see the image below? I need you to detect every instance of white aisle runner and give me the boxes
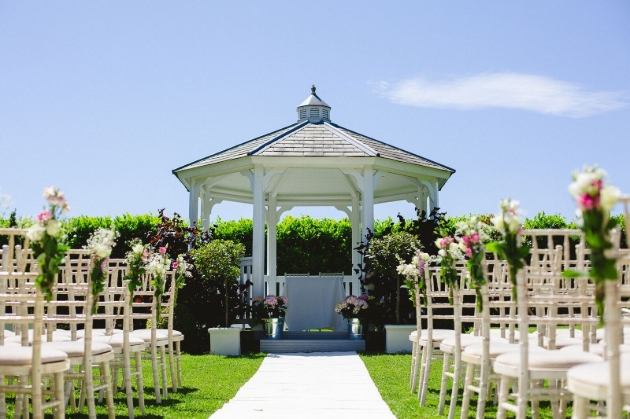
[209,351,396,419]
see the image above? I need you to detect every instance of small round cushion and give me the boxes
[91,334,145,348]
[416,329,456,343]
[560,344,630,356]
[5,334,72,344]
[464,342,546,359]
[440,335,508,353]
[91,328,123,335]
[0,345,67,366]
[489,329,520,341]
[43,341,113,357]
[567,359,630,399]
[76,329,107,339]
[546,337,584,349]
[1,330,16,337]
[155,328,183,338]
[130,329,169,342]
[494,350,603,377]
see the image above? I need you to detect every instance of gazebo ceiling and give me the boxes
[173,87,455,206]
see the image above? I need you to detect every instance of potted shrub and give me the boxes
[194,239,245,355]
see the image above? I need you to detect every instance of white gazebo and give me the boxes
[173,86,455,299]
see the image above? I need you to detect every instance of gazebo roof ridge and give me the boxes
[327,122,456,176]
[171,122,300,176]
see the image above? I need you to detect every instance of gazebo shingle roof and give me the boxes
[173,121,454,174]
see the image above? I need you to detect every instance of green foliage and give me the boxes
[193,240,246,327]
[276,216,353,275]
[362,231,420,328]
[65,213,160,257]
[213,218,254,256]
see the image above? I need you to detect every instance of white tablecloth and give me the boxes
[284,276,346,332]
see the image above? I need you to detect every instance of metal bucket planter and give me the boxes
[265,317,285,340]
[347,318,362,340]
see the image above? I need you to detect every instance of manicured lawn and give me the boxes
[8,353,266,419]
[360,352,560,419]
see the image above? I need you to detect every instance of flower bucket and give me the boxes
[347,318,362,340]
[265,318,284,340]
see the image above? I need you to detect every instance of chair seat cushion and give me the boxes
[567,359,630,399]
[560,343,630,356]
[130,329,169,342]
[463,342,546,359]
[409,329,455,344]
[1,330,16,337]
[91,328,123,335]
[0,346,68,366]
[494,350,603,377]
[440,335,508,353]
[90,334,145,348]
[5,334,72,344]
[154,328,183,338]
[75,329,107,338]
[43,341,113,357]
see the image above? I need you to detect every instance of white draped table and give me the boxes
[283,276,346,332]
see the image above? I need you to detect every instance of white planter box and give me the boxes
[385,325,416,354]
[208,327,241,356]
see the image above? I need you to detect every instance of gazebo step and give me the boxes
[281,331,349,340]
[260,339,365,354]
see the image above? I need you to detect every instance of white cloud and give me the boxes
[375,73,626,117]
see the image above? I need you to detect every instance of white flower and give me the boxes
[438,249,446,257]
[132,243,145,254]
[419,252,430,262]
[26,223,46,242]
[45,219,60,236]
[600,186,621,211]
[491,215,504,231]
[94,243,111,258]
[43,186,55,199]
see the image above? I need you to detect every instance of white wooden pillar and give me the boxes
[188,180,201,228]
[432,179,440,209]
[266,196,278,278]
[252,166,265,298]
[361,167,375,240]
[351,195,361,270]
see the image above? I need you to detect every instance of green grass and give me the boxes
[360,353,560,419]
[8,353,266,419]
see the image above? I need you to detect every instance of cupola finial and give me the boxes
[311,84,316,95]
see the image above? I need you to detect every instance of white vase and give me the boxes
[208,327,241,356]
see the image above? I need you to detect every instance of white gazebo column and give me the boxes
[351,195,361,270]
[266,196,278,279]
[188,180,201,228]
[361,167,375,240]
[252,166,266,298]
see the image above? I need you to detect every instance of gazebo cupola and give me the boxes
[297,85,331,123]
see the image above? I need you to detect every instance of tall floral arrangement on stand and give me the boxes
[434,236,464,303]
[456,216,491,310]
[147,246,171,322]
[85,227,119,313]
[26,186,70,301]
[563,166,620,317]
[397,251,431,307]
[123,238,149,302]
[486,199,530,298]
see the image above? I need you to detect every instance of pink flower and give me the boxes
[159,246,167,255]
[462,236,471,245]
[465,247,472,258]
[577,193,598,210]
[359,293,369,301]
[172,262,179,269]
[38,211,52,222]
[470,233,479,243]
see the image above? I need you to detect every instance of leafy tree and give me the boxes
[193,240,246,327]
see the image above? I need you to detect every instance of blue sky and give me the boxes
[1,2,629,223]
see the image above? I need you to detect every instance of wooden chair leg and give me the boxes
[438,352,451,414]
[160,345,168,399]
[54,372,65,419]
[448,353,461,419]
[420,344,433,406]
[151,344,161,404]
[176,342,182,387]
[168,341,177,392]
[460,363,474,419]
[496,377,510,419]
[135,350,145,414]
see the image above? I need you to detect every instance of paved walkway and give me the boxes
[209,351,397,419]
